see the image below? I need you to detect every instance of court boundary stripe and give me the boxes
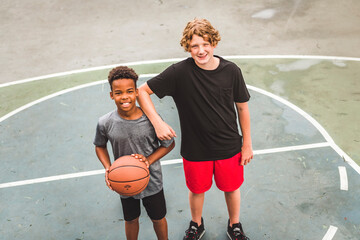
[322,225,338,240]
[338,166,348,191]
[252,142,331,155]
[0,73,358,186]
[1,55,360,88]
[1,56,358,175]
[247,84,360,175]
[0,142,332,189]
[0,170,105,189]
[0,80,105,123]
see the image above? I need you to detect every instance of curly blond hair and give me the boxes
[180,18,221,52]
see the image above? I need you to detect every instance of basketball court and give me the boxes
[1,64,360,239]
[1,1,360,239]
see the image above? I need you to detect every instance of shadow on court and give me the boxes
[0,77,359,239]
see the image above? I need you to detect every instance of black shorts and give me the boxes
[120,189,167,221]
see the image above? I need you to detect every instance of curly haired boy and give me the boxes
[138,18,253,240]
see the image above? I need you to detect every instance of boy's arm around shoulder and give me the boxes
[138,83,176,140]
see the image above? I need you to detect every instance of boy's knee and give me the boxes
[151,217,166,223]
[224,188,240,195]
[126,217,139,224]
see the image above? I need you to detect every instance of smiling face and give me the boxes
[110,78,138,118]
[189,34,218,70]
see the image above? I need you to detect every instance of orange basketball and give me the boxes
[108,155,150,196]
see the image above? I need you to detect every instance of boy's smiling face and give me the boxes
[189,34,217,70]
[110,78,138,116]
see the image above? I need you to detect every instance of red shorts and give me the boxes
[183,152,244,194]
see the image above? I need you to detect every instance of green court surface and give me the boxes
[1,57,360,239]
[1,57,359,165]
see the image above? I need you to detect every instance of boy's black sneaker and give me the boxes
[183,217,205,240]
[227,220,250,240]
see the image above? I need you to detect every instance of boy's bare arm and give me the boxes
[236,102,253,165]
[95,146,111,169]
[138,83,176,140]
[95,146,113,190]
[132,141,175,167]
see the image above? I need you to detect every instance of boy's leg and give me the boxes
[182,158,213,239]
[142,189,168,240]
[224,188,241,226]
[151,217,168,240]
[189,191,205,226]
[121,197,141,240]
[183,158,214,226]
[213,152,243,225]
[225,189,250,240]
[125,217,140,240]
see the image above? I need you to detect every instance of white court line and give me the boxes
[0,142,331,189]
[1,57,359,175]
[338,166,349,191]
[160,159,182,165]
[322,225,338,240]
[253,142,331,155]
[0,170,105,189]
[0,75,357,191]
[0,80,107,123]
[247,85,360,175]
[0,56,354,240]
[0,75,155,123]
[0,60,358,189]
[1,59,359,176]
[0,59,183,88]
[1,55,360,88]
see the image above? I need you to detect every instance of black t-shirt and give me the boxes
[148,56,250,161]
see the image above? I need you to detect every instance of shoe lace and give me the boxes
[185,226,198,239]
[232,226,250,240]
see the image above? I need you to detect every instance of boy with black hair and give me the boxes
[94,66,174,240]
[138,19,253,240]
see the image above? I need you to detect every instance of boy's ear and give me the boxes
[110,91,114,99]
[135,88,139,96]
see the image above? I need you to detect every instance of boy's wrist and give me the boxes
[151,115,165,127]
[242,137,252,146]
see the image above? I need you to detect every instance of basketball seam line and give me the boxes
[108,176,150,183]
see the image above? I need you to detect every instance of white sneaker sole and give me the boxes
[198,230,205,239]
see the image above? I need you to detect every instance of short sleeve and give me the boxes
[233,66,250,103]
[93,121,108,147]
[147,64,177,99]
[159,137,174,148]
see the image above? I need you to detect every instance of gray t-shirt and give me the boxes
[93,109,173,199]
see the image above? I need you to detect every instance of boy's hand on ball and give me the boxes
[131,154,150,168]
[105,168,113,190]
